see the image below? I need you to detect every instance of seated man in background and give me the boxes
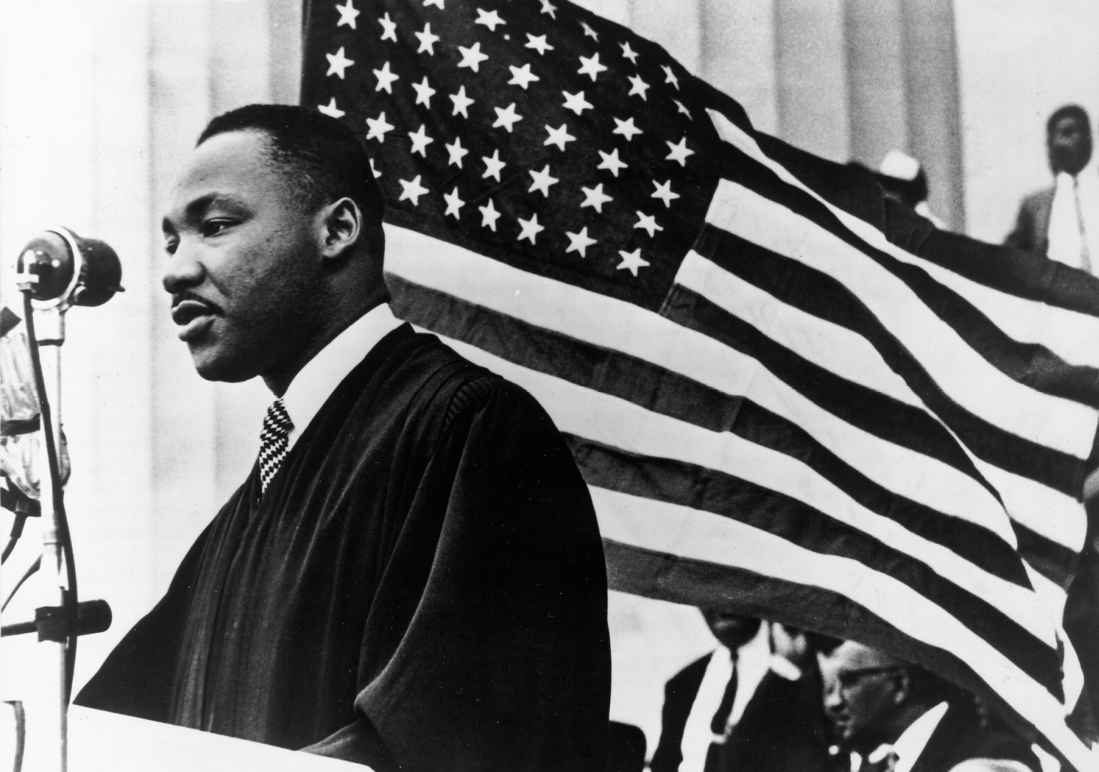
[651,610,837,772]
[818,639,1038,772]
[75,104,610,772]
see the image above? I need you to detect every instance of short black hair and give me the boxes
[1047,104,1091,138]
[197,104,385,258]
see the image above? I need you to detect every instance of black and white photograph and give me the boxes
[2,1,1099,770]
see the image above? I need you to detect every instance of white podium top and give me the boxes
[68,706,371,771]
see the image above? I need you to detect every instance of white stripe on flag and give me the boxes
[707,108,1099,374]
[593,487,1093,772]
[435,331,1053,644]
[677,250,1085,551]
[386,227,1018,547]
[706,177,1096,461]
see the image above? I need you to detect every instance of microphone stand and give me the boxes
[30,306,69,772]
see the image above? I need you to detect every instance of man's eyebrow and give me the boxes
[163,193,250,235]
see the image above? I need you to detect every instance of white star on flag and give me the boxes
[661,64,679,90]
[481,149,506,182]
[478,199,501,231]
[565,226,596,257]
[457,42,489,72]
[562,90,593,115]
[450,86,474,118]
[407,124,434,157]
[651,179,679,207]
[633,211,663,237]
[365,111,395,142]
[445,137,469,168]
[577,53,607,82]
[665,137,694,166]
[492,103,523,133]
[326,47,355,79]
[620,40,638,64]
[525,33,553,55]
[423,0,444,8]
[627,74,649,101]
[580,183,613,213]
[369,157,380,179]
[398,175,429,205]
[318,97,345,118]
[379,12,397,42]
[373,61,399,93]
[539,0,556,18]
[411,76,436,107]
[580,21,598,40]
[414,23,440,54]
[612,116,642,141]
[544,123,576,151]
[475,8,506,31]
[443,186,464,218]
[528,164,558,197]
[673,99,692,119]
[335,0,359,29]
[596,148,627,177]
[616,247,649,276]
[517,213,545,244]
[508,63,540,90]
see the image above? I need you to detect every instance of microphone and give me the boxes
[0,599,112,640]
[15,227,123,309]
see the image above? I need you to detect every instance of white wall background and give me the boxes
[2,0,1098,759]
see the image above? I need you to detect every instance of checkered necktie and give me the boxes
[258,398,293,494]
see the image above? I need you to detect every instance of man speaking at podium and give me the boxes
[75,104,611,771]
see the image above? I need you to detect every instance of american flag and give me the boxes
[301,0,1099,765]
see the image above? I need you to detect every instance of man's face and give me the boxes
[818,641,906,752]
[161,129,324,385]
[699,608,762,650]
[1049,115,1092,175]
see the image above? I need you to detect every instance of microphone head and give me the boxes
[16,227,123,308]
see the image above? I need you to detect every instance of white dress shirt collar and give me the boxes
[864,700,948,772]
[278,302,404,452]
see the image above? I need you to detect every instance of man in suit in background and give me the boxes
[651,610,836,772]
[1005,104,1093,262]
[817,640,1037,772]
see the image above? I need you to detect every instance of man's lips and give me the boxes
[171,298,218,340]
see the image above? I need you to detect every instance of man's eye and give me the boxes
[201,219,234,237]
[163,238,178,255]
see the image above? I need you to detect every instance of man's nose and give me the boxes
[162,241,204,294]
[822,679,844,712]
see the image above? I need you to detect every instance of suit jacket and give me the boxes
[908,702,1038,772]
[650,652,838,772]
[1004,187,1055,255]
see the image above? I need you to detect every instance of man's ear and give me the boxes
[318,197,362,261]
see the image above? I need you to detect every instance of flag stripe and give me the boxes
[565,433,1054,672]
[678,230,1085,554]
[594,488,1093,772]
[705,175,1095,460]
[430,328,1056,649]
[385,229,1023,545]
[389,272,1034,581]
[716,107,1099,379]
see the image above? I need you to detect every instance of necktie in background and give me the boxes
[258,398,293,494]
[1073,177,1092,273]
[709,657,739,736]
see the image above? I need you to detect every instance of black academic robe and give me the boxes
[76,324,611,772]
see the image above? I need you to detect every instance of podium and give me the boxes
[66,707,369,771]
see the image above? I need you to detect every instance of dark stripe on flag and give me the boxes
[694,221,1082,500]
[602,538,1062,704]
[575,437,1058,684]
[389,273,1037,586]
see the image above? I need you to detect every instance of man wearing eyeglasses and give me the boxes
[817,640,1038,772]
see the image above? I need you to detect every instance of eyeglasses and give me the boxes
[835,666,908,691]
